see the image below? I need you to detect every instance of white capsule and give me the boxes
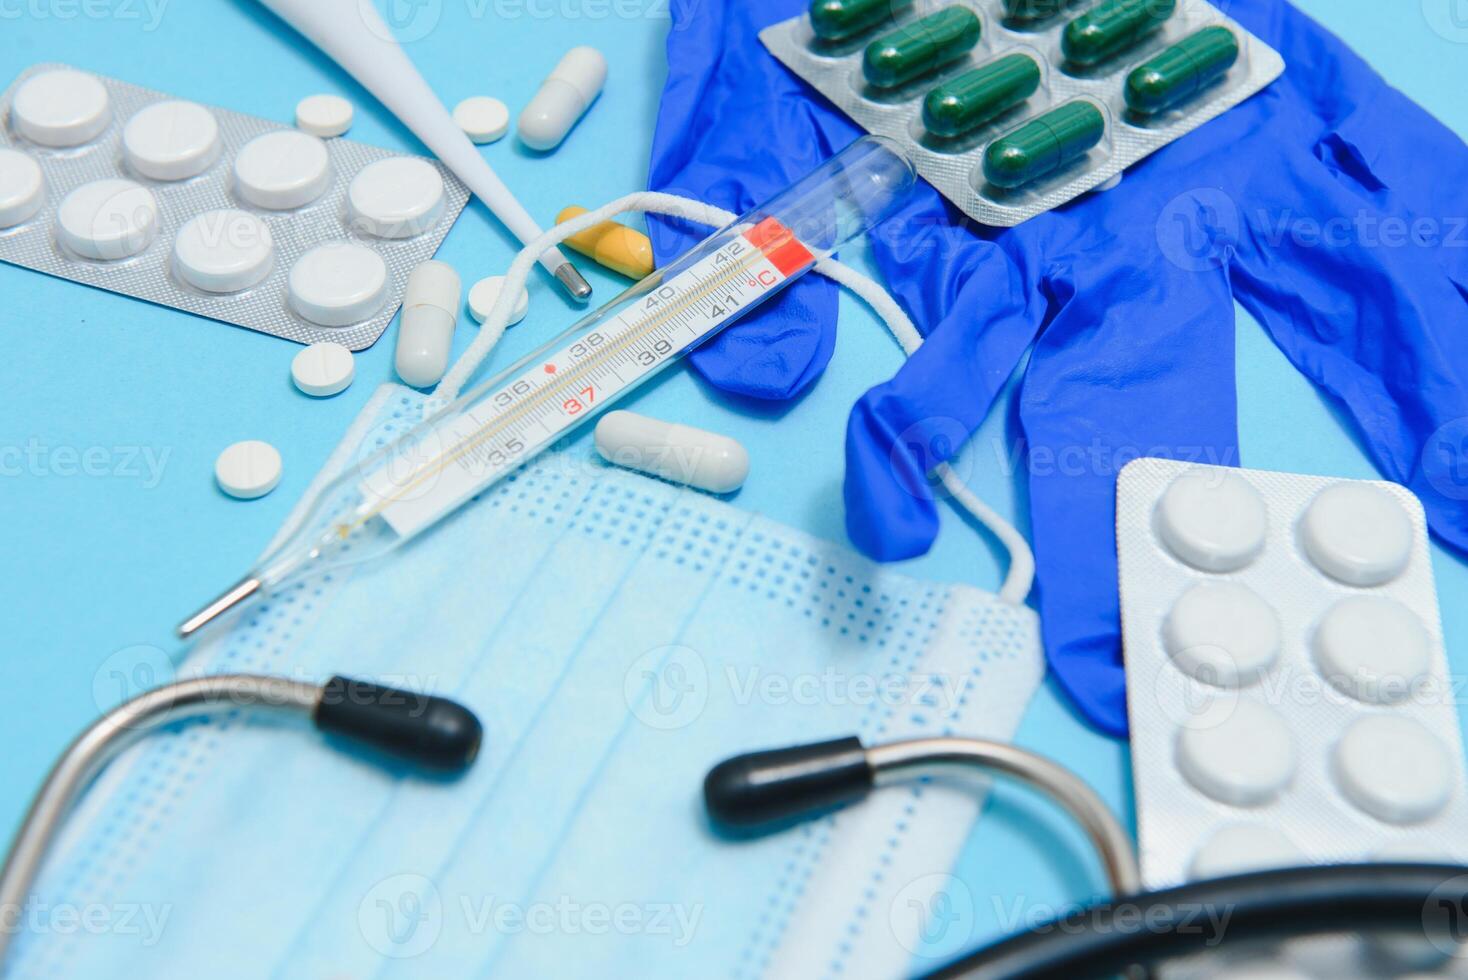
[517,46,607,152]
[595,410,749,494]
[396,260,461,388]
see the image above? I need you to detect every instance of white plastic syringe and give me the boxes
[179,136,916,638]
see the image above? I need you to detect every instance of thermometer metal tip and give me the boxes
[553,262,594,303]
[177,577,262,639]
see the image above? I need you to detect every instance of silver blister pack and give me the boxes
[760,0,1284,226]
[1116,458,1468,892]
[0,63,470,350]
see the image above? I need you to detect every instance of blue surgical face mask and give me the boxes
[10,385,1042,979]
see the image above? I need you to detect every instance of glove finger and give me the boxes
[844,242,1047,561]
[1018,255,1239,737]
[648,0,862,401]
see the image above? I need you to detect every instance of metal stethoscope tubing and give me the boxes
[0,673,482,970]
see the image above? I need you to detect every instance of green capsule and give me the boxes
[1062,0,1176,67]
[1125,26,1240,114]
[863,7,982,89]
[922,54,1042,138]
[1002,0,1068,22]
[809,0,913,42]
[982,101,1105,189]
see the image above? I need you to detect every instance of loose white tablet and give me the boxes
[1176,699,1294,807]
[347,158,445,239]
[288,242,388,326]
[122,100,220,181]
[57,178,159,260]
[1301,483,1413,587]
[1163,581,1280,688]
[1156,469,1267,572]
[453,96,510,144]
[173,209,274,293]
[1314,596,1431,704]
[215,440,282,499]
[1189,823,1302,881]
[0,149,45,228]
[1333,715,1452,825]
[292,342,355,397]
[295,94,354,138]
[467,275,529,325]
[12,69,112,147]
[234,130,332,210]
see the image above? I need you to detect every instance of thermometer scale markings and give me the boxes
[366,219,814,536]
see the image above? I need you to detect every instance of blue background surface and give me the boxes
[1,0,1465,963]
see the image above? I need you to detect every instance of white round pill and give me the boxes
[122,100,220,181]
[295,94,354,138]
[173,209,274,293]
[453,96,510,144]
[292,342,355,397]
[467,275,529,325]
[1314,596,1431,704]
[215,440,281,499]
[1333,715,1452,825]
[288,242,388,326]
[346,157,445,239]
[56,178,158,260]
[1156,469,1268,572]
[1163,582,1281,688]
[1301,483,1413,587]
[1189,823,1303,881]
[1176,699,1294,807]
[0,149,45,228]
[11,69,112,147]
[234,130,332,210]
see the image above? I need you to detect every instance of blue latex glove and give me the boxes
[648,0,1468,735]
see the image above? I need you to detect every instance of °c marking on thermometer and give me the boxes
[363,219,814,537]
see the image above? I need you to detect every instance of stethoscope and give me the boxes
[704,736,1468,979]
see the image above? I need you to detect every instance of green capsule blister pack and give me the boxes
[760,0,1284,226]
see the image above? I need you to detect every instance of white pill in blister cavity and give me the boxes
[234,130,332,210]
[347,157,444,240]
[395,261,461,388]
[1333,715,1452,825]
[595,410,750,494]
[1314,596,1431,705]
[295,94,354,138]
[122,100,220,181]
[468,275,529,325]
[1176,699,1294,807]
[292,342,355,397]
[1156,469,1267,572]
[1163,582,1280,688]
[215,440,281,499]
[0,149,45,228]
[288,242,387,327]
[518,46,607,151]
[173,209,274,293]
[1301,482,1413,587]
[1189,823,1302,881]
[453,96,510,144]
[12,69,112,147]
[57,178,158,260]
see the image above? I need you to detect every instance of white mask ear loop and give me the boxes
[433,193,1034,604]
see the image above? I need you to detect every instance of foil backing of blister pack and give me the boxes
[0,64,470,350]
[1116,458,1468,891]
[760,0,1284,227]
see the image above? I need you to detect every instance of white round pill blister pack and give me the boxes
[0,63,470,351]
[1115,458,1467,890]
